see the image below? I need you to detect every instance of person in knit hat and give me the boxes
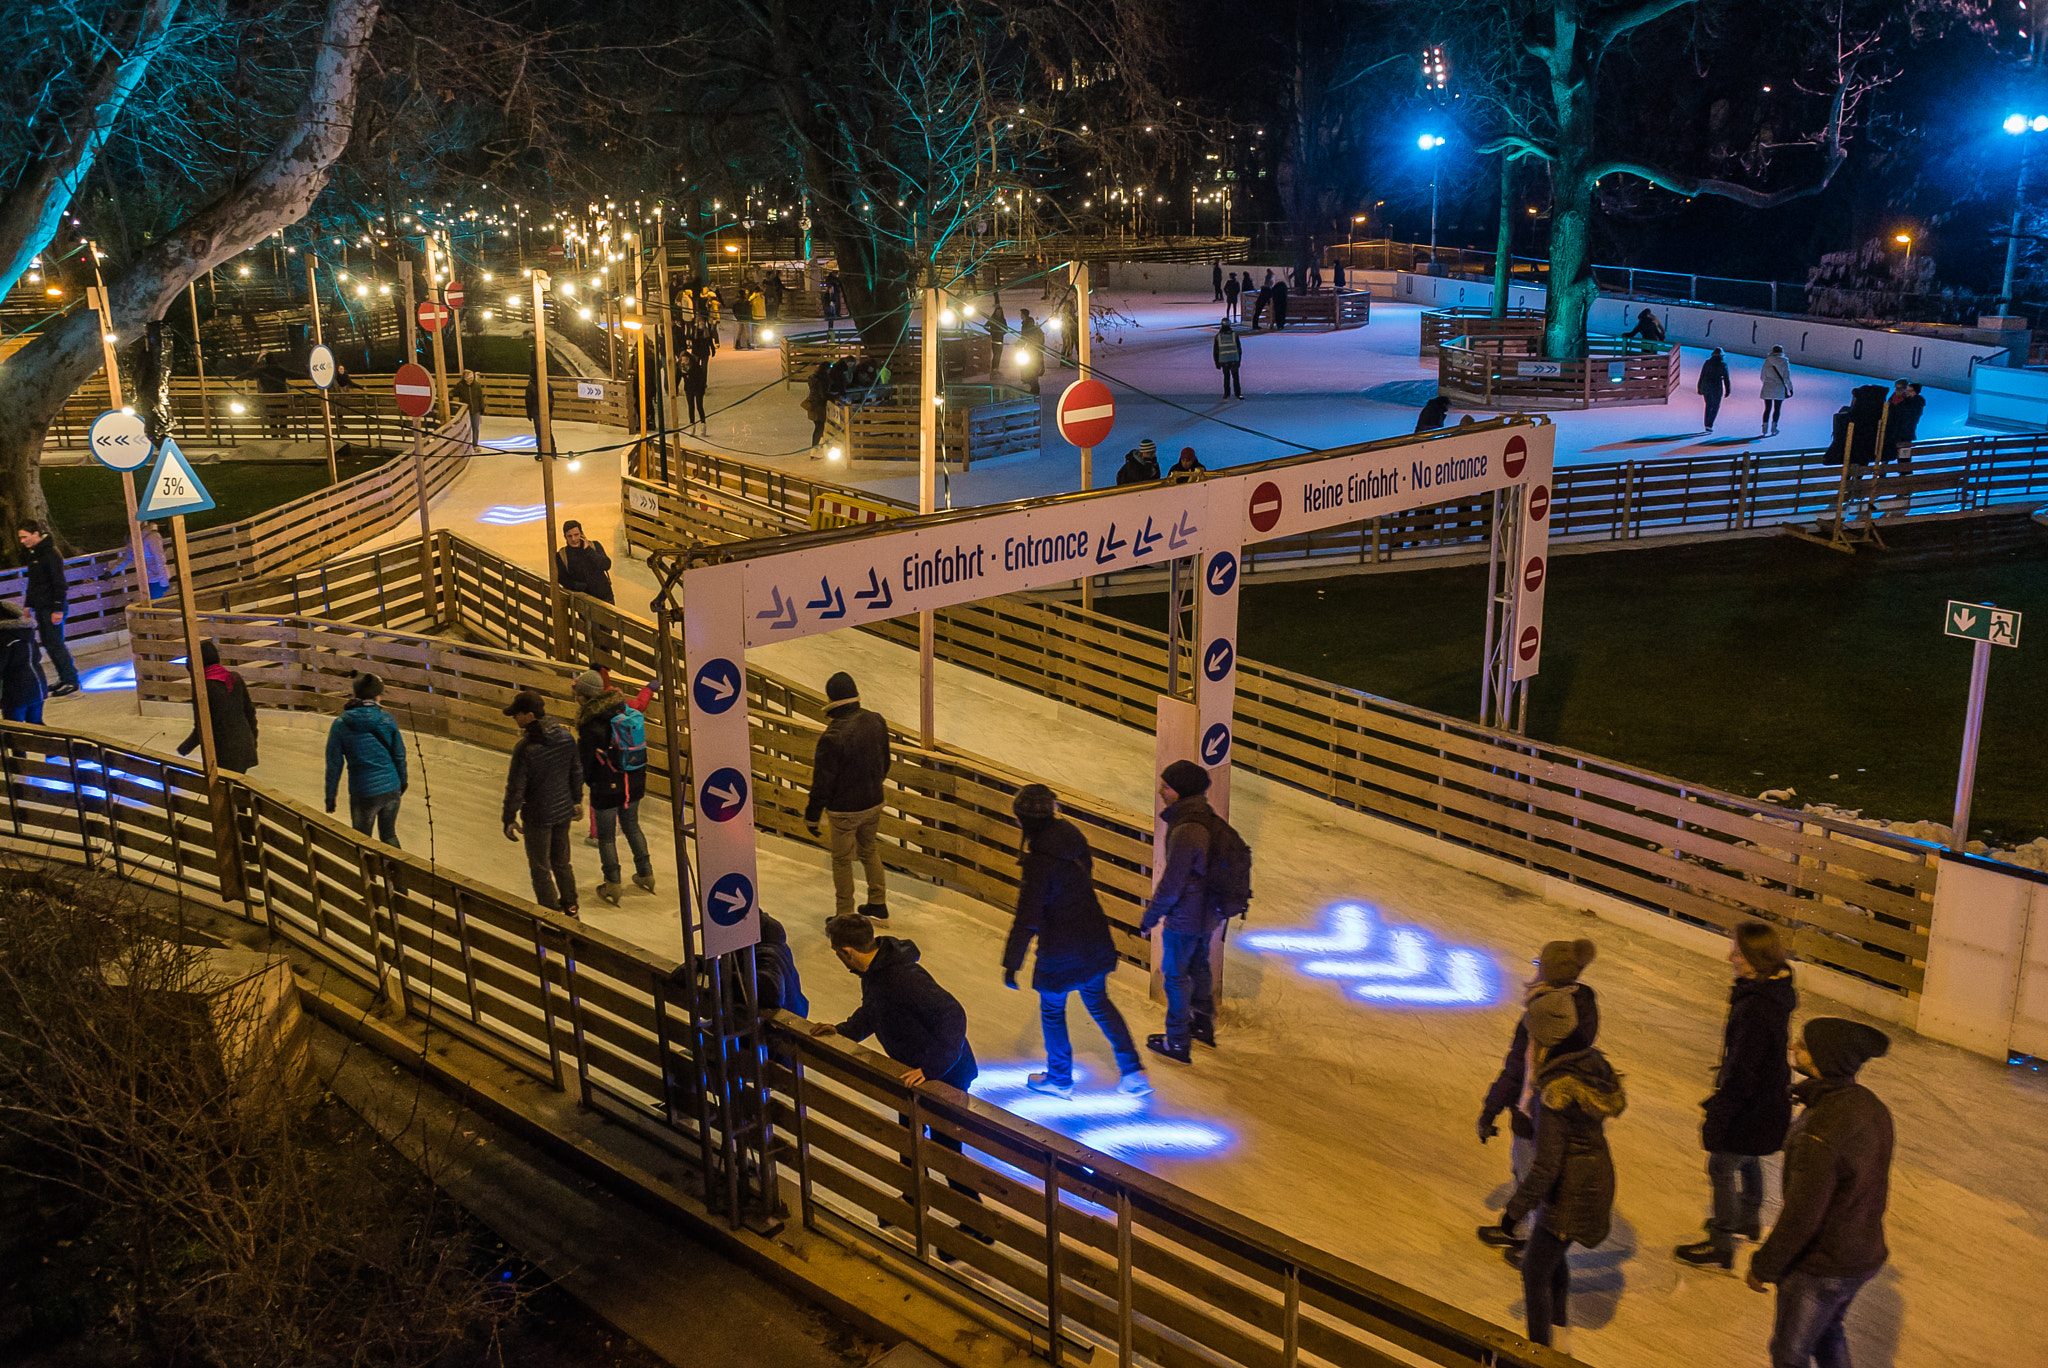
[575,668,656,905]
[1477,937,1600,1252]
[804,670,893,918]
[1748,1018,1894,1365]
[1135,437,1161,480]
[1140,760,1219,1062]
[1002,784,1149,1100]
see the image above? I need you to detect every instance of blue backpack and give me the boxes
[609,706,648,772]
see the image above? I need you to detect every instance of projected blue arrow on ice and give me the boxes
[1242,902,1500,1008]
[969,1066,1231,1161]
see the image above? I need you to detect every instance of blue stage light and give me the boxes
[1243,902,1503,1010]
[80,662,136,691]
[970,1063,1233,1161]
[477,504,548,525]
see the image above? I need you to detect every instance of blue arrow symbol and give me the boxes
[854,569,894,611]
[1201,722,1230,765]
[1206,551,1237,595]
[1203,639,1234,681]
[755,587,798,629]
[1133,516,1162,558]
[807,576,846,619]
[1353,949,1497,1006]
[1169,510,1198,550]
[1096,522,1127,565]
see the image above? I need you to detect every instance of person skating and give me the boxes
[0,603,46,724]
[1223,271,1241,322]
[805,362,832,447]
[1271,277,1290,330]
[323,672,407,845]
[1016,309,1045,395]
[1498,987,1626,1357]
[1332,259,1346,292]
[1621,307,1665,344]
[176,640,259,773]
[1002,785,1151,1100]
[1141,760,1241,1063]
[15,520,78,696]
[1212,261,1224,302]
[573,670,656,906]
[501,690,582,917]
[764,270,784,321]
[1760,345,1793,436]
[458,368,486,448]
[1477,938,1600,1252]
[804,671,892,919]
[985,299,1008,379]
[1698,347,1732,433]
[1747,1019,1894,1368]
[1676,922,1797,1269]
[1250,281,1271,330]
[1214,322,1243,399]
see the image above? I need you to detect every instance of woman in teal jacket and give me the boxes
[324,672,408,845]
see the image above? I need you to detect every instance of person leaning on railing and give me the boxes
[104,522,169,600]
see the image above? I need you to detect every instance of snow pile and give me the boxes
[1763,791,2048,873]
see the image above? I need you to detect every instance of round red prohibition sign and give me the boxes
[1528,483,1551,522]
[1056,378,1115,448]
[393,362,435,417]
[1248,480,1284,534]
[446,282,466,309]
[1523,556,1545,593]
[416,299,451,333]
[1503,434,1528,479]
[1518,625,1541,661]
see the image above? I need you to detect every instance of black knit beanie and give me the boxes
[1803,1018,1890,1078]
[1161,760,1211,799]
[825,671,858,708]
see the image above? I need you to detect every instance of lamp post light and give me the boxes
[1998,114,2048,316]
[1418,133,1447,267]
[1894,233,1913,271]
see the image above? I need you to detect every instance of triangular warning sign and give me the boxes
[136,438,215,518]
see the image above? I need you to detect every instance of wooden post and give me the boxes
[188,282,214,444]
[170,514,218,781]
[84,283,152,615]
[533,270,567,656]
[448,238,467,376]
[1070,260,1095,610]
[424,238,451,422]
[919,286,938,748]
[306,255,340,483]
[399,260,419,368]
[1951,637,1993,852]
[654,209,675,480]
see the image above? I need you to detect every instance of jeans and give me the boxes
[1221,364,1241,398]
[469,413,484,448]
[595,797,653,884]
[1160,927,1214,1042]
[522,820,577,911]
[1763,399,1784,430]
[1520,1225,1572,1345]
[4,702,44,724]
[1703,391,1723,430]
[1039,975,1141,1084]
[1707,1151,1764,1253]
[32,610,77,690]
[685,388,707,424]
[828,803,886,915]
[1505,1131,1536,1236]
[1771,1270,1872,1368]
[349,790,402,846]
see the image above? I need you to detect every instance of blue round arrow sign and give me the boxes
[1203,638,1235,682]
[699,766,749,822]
[707,872,755,926]
[692,659,742,714]
[1205,551,1237,597]
[1201,722,1232,765]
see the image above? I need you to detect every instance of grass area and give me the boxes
[1097,517,2048,845]
[44,452,387,552]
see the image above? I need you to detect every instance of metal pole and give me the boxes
[84,282,152,614]
[919,287,939,748]
[399,260,419,369]
[188,282,214,444]
[306,255,339,483]
[533,271,567,656]
[654,210,675,479]
[1951,637,1993,852]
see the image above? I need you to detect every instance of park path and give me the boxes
[50,407,2048,1368]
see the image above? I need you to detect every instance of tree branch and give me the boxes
[1589,149,1847,209]
[1586,0,1699,39]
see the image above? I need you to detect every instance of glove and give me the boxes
[324,802,335,815]
[805,820,821,838]
[1003,969,1018,990]
[1477,1111,1499,1144]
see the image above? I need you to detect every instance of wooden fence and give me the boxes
[780,329,997,383]
[0,721,1559,1368]
[1254,290,1371,330]
[822,387,1040,466]
[1439,336,1682,410]
[1420,308,1544,356]
[51,375,421,451]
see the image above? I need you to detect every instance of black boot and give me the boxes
[1674,1240,1734,1270]
[1476,1224,1525,1250]
[857,902,889,920]
[1145,1033,1191,1064]
[1190,1014,1216,1048]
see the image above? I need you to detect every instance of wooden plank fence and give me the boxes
[1439,336,1682,409]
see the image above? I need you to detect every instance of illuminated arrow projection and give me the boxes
[970,1066,1231,1161]
[1240,903,1500,1007]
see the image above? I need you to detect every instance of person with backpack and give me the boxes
[804,671,892,919]
[1003,785,1151,1099]
[1139,759,1252,1063]
[324,672,408,845]
[573,670,655,906]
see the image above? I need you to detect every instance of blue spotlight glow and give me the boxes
[477,504,548,526]
[1301,927,1429,981]
[1243,903,1503,1009]
[970,1064,1233,1161]
[1071,1120,1233,1157]
[21,758,167,804]
[1241,901,1375,954]
[80,662,136,691]
[1353,948,1497,1005]
[483,433,538,450]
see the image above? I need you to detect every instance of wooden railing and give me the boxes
[1439,335,1682,410]
[1420,308,1544,356]
[779,328,996,382]
[0,722,1558,1368]
[822,387,1040,467]
[51,375,423,450]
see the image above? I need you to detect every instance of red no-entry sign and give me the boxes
[393,363,434,418]
[445,282,466,309]
[1523,556,1545,593]
[1056,378,1115,448]
[1248,481,1284,534]
[417,299,451,333]
[1518,626,1541,661]
[1503,433,1527,479]
[1528,483,1551,522]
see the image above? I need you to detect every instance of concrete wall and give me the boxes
[1390,271,2012,392]
[1968,363,2048,431]
[1919,854,2048,1060]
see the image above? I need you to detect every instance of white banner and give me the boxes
[1194,546,1240,816]
[681,561,761,956]
[1511,453,1553,681]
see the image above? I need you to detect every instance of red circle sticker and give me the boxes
[1523,556,1545,593]
[1528,484,1551,522]
[1248,481,1284,534]
[1503,434,1527,479]
[1518,625,1541,661]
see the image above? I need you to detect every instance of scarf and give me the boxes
[204,664,234,686]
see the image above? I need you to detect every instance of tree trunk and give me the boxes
[1491,154,1513,319]
[1542,152,1598,359]
[0,0,379,553]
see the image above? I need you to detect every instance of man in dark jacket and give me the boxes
[1698,348,1732,433]
[501,690,582,916]
[324,672,408,845]
[1748,1018,1894,1368]
[1270,278,1289,330]
[177,640,259,773]
[1003,785,1149,1099]
[1678,922,1797,1268]
[1223,272,1242,322]
[458,369,486,448]
[572,669,653,905]
[1140,760,1221,1064]
[1478,938,1599,1252]
[755,913,808,1017]
[555,521,615,604]
[15,521,79,696]
[805,671,892,919]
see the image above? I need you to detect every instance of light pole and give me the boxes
[1418,133,1446,267]
[1998,113,2048,316]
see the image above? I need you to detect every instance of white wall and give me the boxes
[1919,854,2048,1059]
[1969,364,2048,430]
[1391,271,2013,393]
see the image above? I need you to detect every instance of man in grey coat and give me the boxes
[501,690,583,916]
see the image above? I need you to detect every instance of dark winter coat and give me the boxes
[1482,982,1601,1138]
[1251,285,1272,326]
[1003,817,1119,994]
[1017,321,1044,376]
[324,700,407,804]
[804,701,891,821]
[1224,276,1241,303]
[1749,1076,1894,1283]
[757,942,809,1017]
[178,668,259,773]
[502,719,581,827]
[21,539,67,613]
[1883,393,1925,455]
[1503,1047,1627,1246]
[1271,281,1290,324]
[458,374,486,418]
[577,690,647,811]
[524,374,541,423]
[837,936,977,1085]
[1696,354,1732,398]
[1114,452,1154,486]
[557,541,615,603]
[0,618,44,711]
[1844,385,1889,465]
[1142,794,1214,936]
[1700,972,1796,1156]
